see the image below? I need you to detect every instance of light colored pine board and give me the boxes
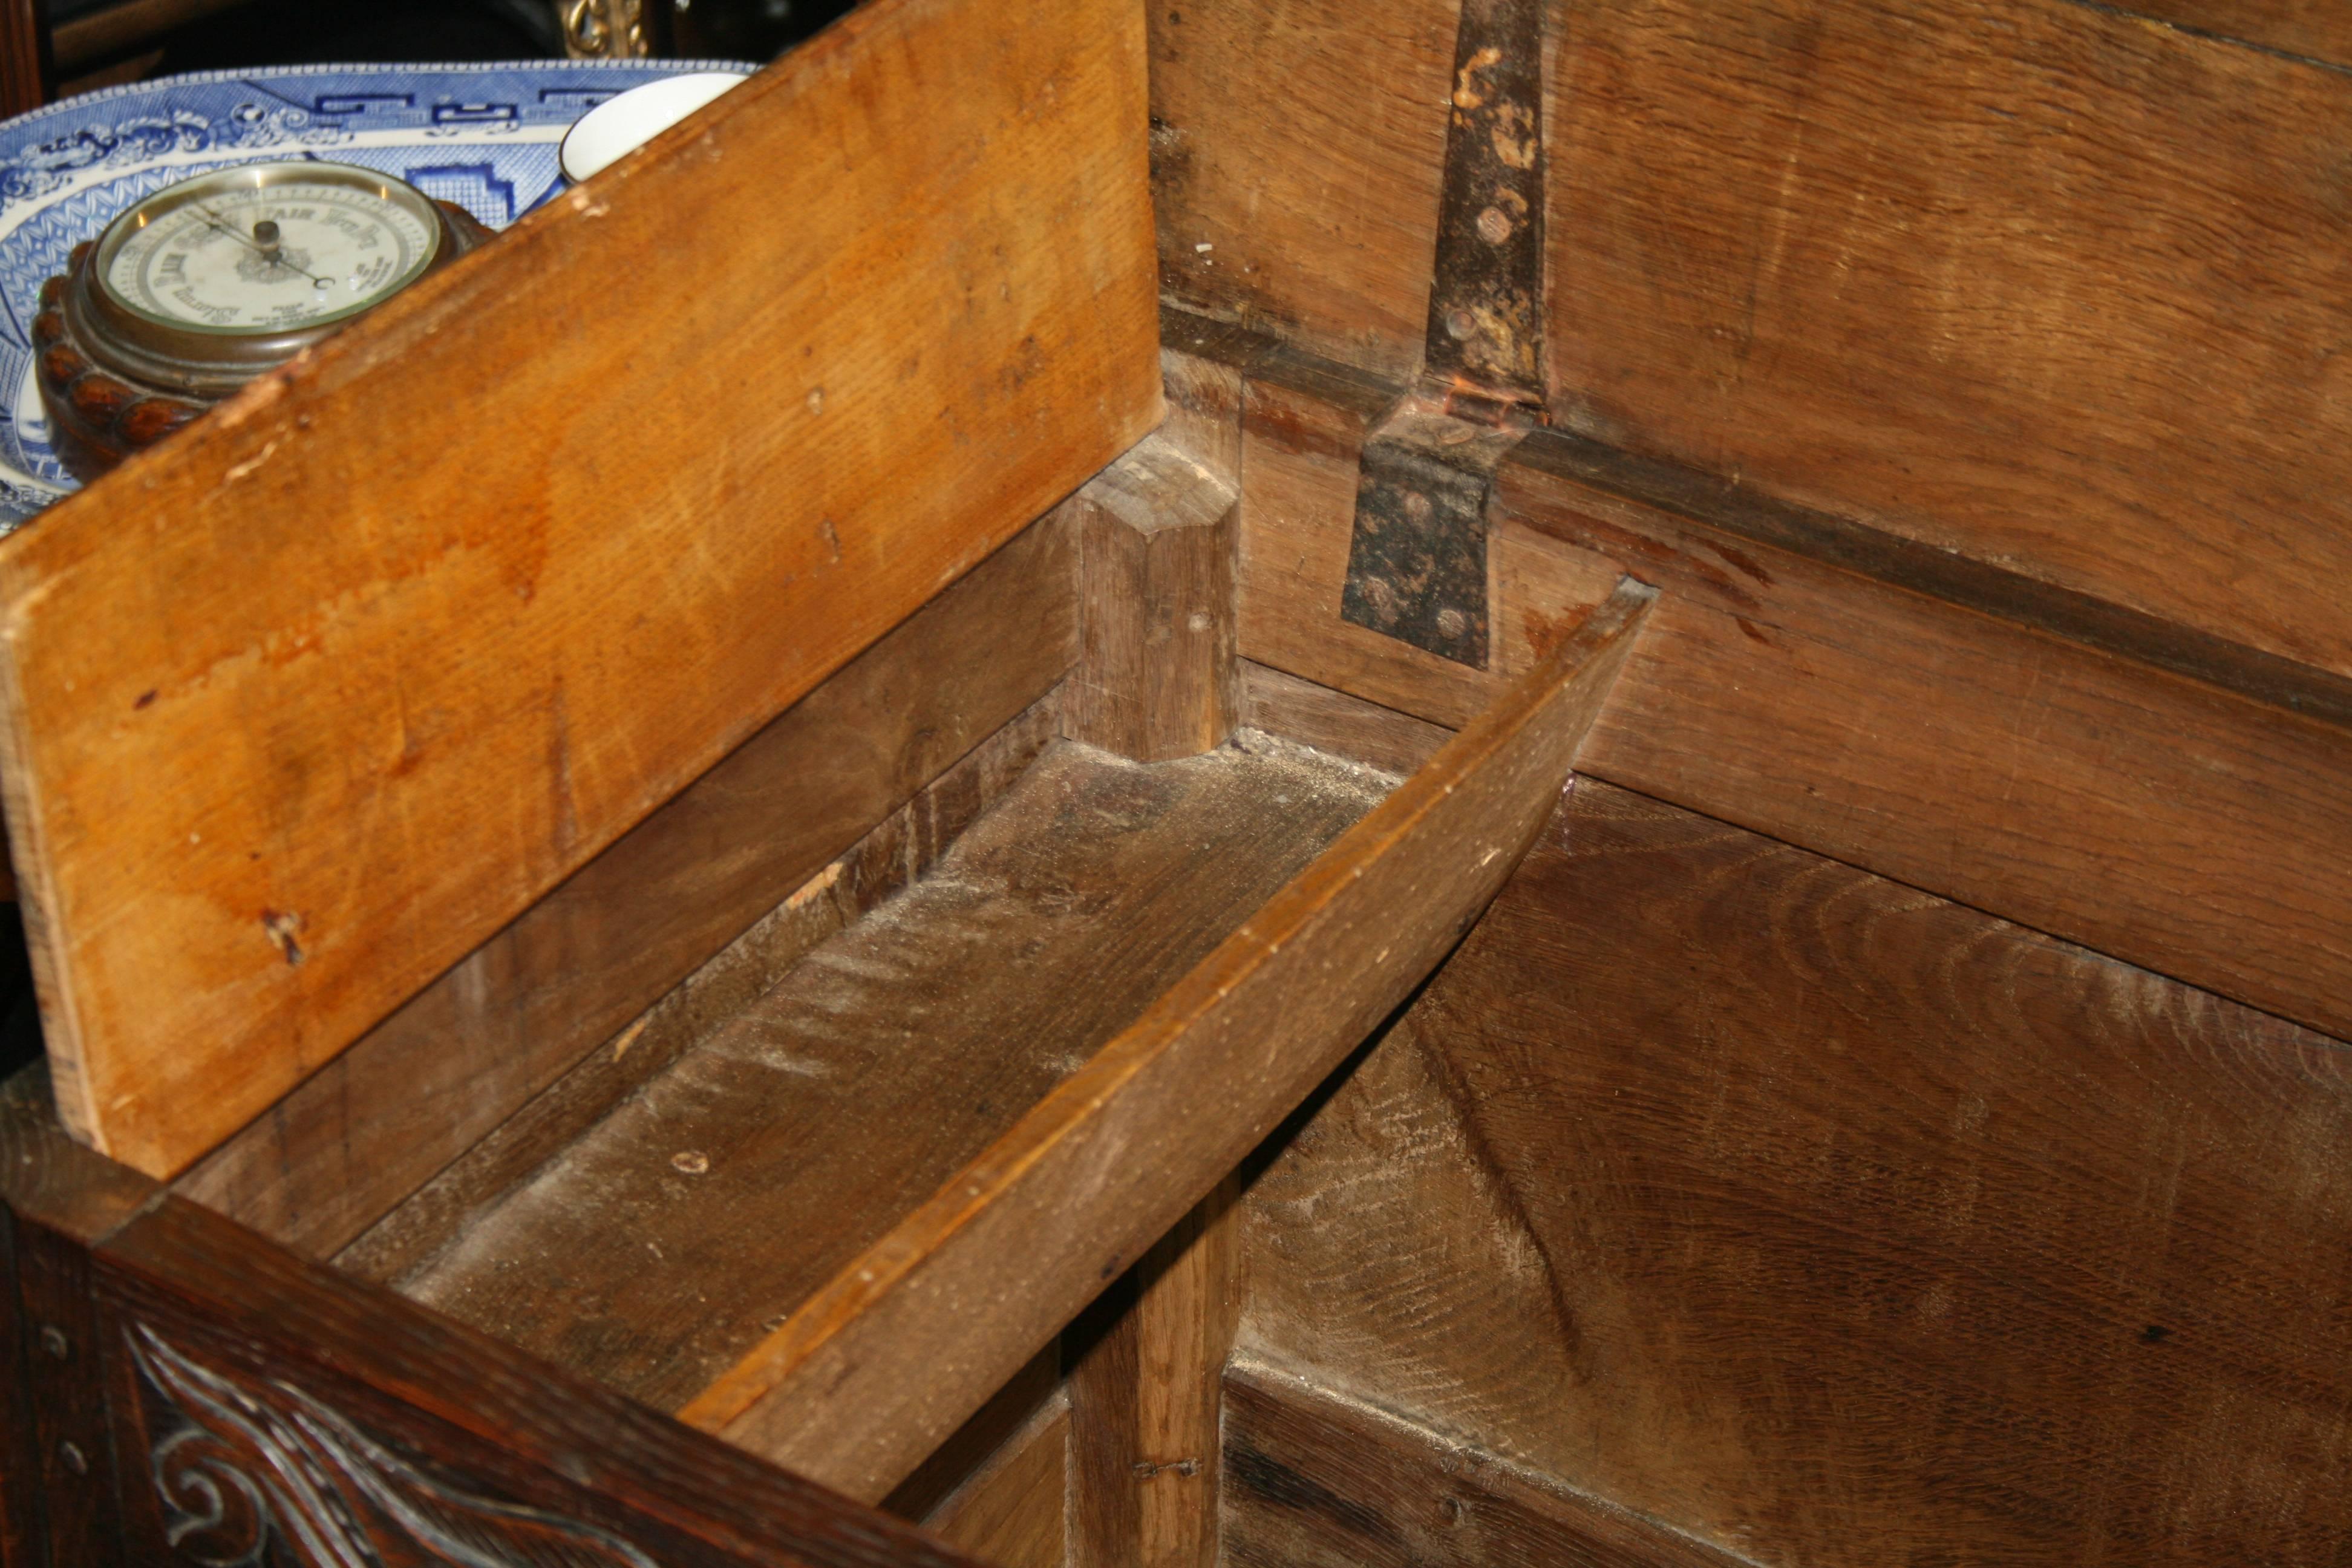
[2120,0,2352,62]
[0,0,1160,1178]
[679,577,1653,1504]
[175,517,1076,1256]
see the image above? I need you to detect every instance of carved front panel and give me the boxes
[126,1325,658,1568]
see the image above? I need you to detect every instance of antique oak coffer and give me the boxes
[5,0,2352,1563]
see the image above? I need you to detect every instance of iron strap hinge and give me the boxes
[1342,0,1546,668]
[1341,396,1530,670]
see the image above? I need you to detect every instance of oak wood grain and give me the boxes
[178,515,1076,1258]
[1502,433,2352,1044]
[98,1193,988,1568]
[1068,1177,1240,1568]
[403,735,1392,1414]
[0,0,1160,1179]
[1547,0,2352,678]
[1238,662,1451,779]
[2118,0,2352,62]
[1149,0,1459,379]
[1221,1364,1749,1568]
[1181,312,2352,1040]
[1245,779,2352,1566]
[1235,352,1619,730]
[335,694,1063,1287]
[925,1398,1070,1568]
[682,577,1652,1504]
[1065,436,1240,762]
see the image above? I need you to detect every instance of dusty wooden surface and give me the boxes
[1546,0,2352,678]
[684,578,1650,1504]
[1239,662,1451,783]
[5,1062,988,1568]
[400,735,1388,1413]
[1503,436,2352,1046]
[1184,309,2352,1045]
[1222,1365,1746,1568]
[1065,435,1239,762]
[1149,0,1458,379]
[338,694,1063,1286]
[0,0,1160,1179]
[1241,779,2352,1566]
[1068,1177,1239,1568]
[889,1347,1065,1526]
[180,515,1076,1258]
[924,1397,1071,1568]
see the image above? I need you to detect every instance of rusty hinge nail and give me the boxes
[1342,398,1528,667]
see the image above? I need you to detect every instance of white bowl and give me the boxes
[560,71,753,183]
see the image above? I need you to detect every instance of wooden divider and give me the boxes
[680,578,1655,1503]
[0,0,1160,1178]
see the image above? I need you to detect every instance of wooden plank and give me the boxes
[1221,1365,1746,1568]
[889,1347,1065,1525]
[1239,662,1451,779]
[1547,0,2352,678]
[177,515,1076,1259]
[1065,435,1239,761]
[0,0,1160,1180]
[0,1065,157,1568]
[1148,0,1457,379]
[679,577,1653,1504]
[925,1398,1070,1568]
[96,1195,987,1568]
[2120,0,2352,64]
[1068,1177,1240,1568]
[1502,432,2352,1042]
[1186,309,2352,1040]
[335,693,1063,1286]
[402,736,1394,1413]
[1245,779,2352,1566]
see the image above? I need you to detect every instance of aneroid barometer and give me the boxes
[34,160,491,477]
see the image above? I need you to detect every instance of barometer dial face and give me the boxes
[96,165,442,335]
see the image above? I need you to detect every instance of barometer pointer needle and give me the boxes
[191,204,333,287]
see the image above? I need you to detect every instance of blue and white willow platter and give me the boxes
[0,59,743,528]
